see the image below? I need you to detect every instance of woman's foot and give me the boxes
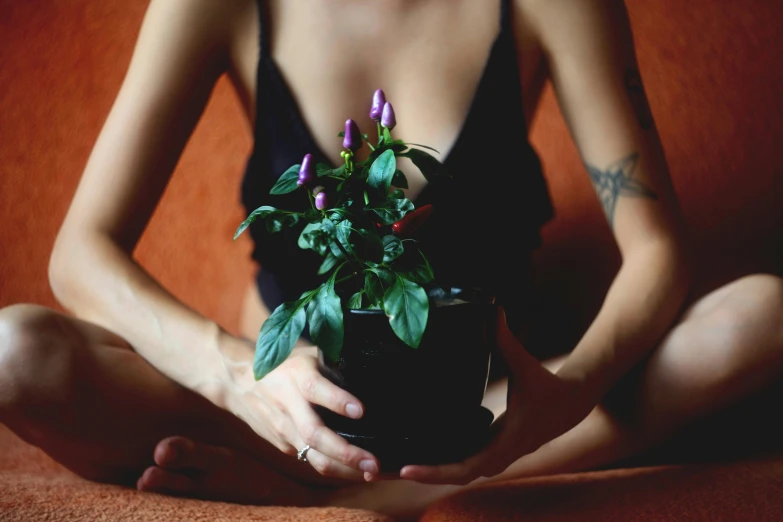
[137,436,317,506]
[137,436,455,519]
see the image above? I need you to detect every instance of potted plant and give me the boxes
[235,90,496,471]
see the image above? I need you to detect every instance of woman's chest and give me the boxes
[227,0,548,157]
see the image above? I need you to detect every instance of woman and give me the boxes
[1,0,781,517]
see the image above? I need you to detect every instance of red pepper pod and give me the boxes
[391,204,433,237]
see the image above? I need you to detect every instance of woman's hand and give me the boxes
[399,309,596,485]
[228,351,381,481]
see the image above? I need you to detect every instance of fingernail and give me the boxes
[165,445,180,463]
[346,402,363,419]
[360,459,378,474]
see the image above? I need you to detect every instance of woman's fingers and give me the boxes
[249,355,379,480]
[299,447,367,481]
[296,371,364,419]
[287,398,380,477]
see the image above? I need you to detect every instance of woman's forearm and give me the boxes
[49,230,251,407]
[555,238,691,403]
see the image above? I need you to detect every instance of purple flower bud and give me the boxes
[381,102,396,130]
[297,153,315,187]
[315,191,329,210]
[343,119,362,152]
[312,185,325,196]
[369,89,386,121]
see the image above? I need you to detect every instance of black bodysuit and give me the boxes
[241,0,554,329]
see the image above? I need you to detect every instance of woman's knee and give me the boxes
[704,274,783,368]
[0,304,84,415]
[645,274,783,410]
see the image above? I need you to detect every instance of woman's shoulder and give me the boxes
[137,0,254,67]
[514,0,630,48]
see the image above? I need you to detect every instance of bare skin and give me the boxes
[1,0,782,519]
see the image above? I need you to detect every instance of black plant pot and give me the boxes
[317,288,497,472]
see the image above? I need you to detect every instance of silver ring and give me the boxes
[297,445,311,463]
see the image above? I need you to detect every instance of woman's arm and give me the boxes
[530,0,691,402]
[49,0,249,406]
[400,0,691,484]
[48,1,379,479]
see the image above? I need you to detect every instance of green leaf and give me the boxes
[364,274,383,307]
[338,131,345,137]
[298,222,321,250]
[328,209,348,222]
[318,252,340,275]
[403,142,440,153]
[391,169,408,189]
[304,208,322,223]
[383,276,429,349]
[266,213,299,233]
[317,163,346,179]
[234,206,277,239]
[368,197,414,225]
[389,189,405,199]
[254,298,308,379]
[383,127,392,143]
[400,249,435,284]
[270,165,301,195]
[401,148,442,182]
[315,163,332,178]
[367,149,396,192]
[320,217,336,236]
[364,267,394,306]
[330,219,353,258]
[348,291,363,310]
[382,235,404,263]
[335,219,352,242]
[298,220,334,256]
[306,272,344,363]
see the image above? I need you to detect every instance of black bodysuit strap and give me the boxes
[500,0,513,33]
[257,0,271,58]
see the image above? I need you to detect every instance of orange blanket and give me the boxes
[3,423,783,521]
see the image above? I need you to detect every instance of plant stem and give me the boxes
[336,272,360,285]
[332,237,364,275]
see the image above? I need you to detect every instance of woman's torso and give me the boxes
[222,0,552,338]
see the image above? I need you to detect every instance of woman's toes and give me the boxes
[154,436,234,471]
[137,465,195,494]
[153,436,193,468]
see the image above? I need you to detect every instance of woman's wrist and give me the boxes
[208,329,255,407]
[211,329,320,409]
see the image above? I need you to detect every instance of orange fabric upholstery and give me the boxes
[1,0,781,520]
[422,457,783,522]
[0,425,391,521]
[0,0,255,334]
[526,0,783,356]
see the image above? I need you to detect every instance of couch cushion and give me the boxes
[0,425,392,522]
[421,455,783,522]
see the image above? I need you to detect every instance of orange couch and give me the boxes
[1,0,781,520]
